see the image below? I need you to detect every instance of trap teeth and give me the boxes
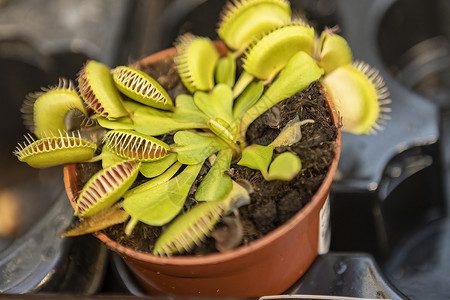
[77,60,128,119]
[76,160,141,218]
[322,61,391,135]
[14,131,97,168]
[242,24,315,81]
[217,0,291,51]
[112,66,173,111]
[22,78,87,139]
[174,33,219,93]
[103,129,171,162]
[316,29,353,75]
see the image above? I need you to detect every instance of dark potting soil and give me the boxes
[74,53,338,255]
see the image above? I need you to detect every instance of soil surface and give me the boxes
[74,53,338,255]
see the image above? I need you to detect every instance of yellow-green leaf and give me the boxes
[193,83,234,124]
[195,149,233,202]
[139,152,178,178]
[237,144,273,176]
[267,152,301,181]
[173,131,229,165]
[123,163,203,226]
[215,52,236,88]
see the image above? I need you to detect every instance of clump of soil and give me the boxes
[73,53,338,255]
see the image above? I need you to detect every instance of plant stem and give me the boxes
[125,216,139,236]
[85,153,104,163]
[232,71,254,99]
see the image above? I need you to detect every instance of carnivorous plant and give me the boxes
[14,0,390,255]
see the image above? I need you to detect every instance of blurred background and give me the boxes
[0,0,449,299]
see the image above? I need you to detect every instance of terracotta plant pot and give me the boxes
[63,43,341,298]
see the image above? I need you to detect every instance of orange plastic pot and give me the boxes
[64,43,341,298]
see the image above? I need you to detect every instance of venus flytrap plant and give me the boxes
[267,152,302,181]
[174,33,219,93]
[78,60,129,119]
[218,0,291,53]
[172,94,210,123]
[14,131,97,168]
[232,80,264,120]
[238,144,273,177]
[215,52,236,87]
[129,99,209,136]
[154,201,225,256]
[122,160,185,236]
[96,97,162,126]
[125,161,183,198]
[233,21,315,98]
[103,129,171,162]
[237,144,302,181]
[21,79,88,138]
[138,152,179,179]
[195,149,234,202]
[193,84,234,124]
[316,26,353,75]
[111,66,173,111]
[313,26,390,135]
[122,163,204,226]
[100,144,127,169]
[172,131,229,165]
[75,159,141,218]
[239,50,324,142]
[322,61,392,134]
[153,180,250,256]
[14,0,392,256]
[60,202,130,237]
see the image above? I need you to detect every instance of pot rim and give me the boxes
[63,43,341,267]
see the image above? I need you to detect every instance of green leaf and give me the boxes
[32,86,87,139]
[258,51,324,107]
[240,51,323,140]
[139,152,178,178]
[122,99,151,113]
[193,84,234,124]
[153,180,250,256]
[322,62,386,135]
[123,162,203,226]
[240,51,323,138]
[112,66,173,110]
[101,146,125,169]
[232,70,255,99]
[317,30,353,75]
[133,106,207,136]
[153,200,224,255]
[243,25,315,81]
[215,52,236,88]
[173,131,229,165]
[132,103,172,119]
[125,161,183,198]
[237,144,273,176]
[175,34,219,92]
[267,152,302,181]
[233,80,264,119]
[97,116,134,130]
[75,160,141,217]
[217,0,291,51]
[195,149,233,202]
[172,94,209,123]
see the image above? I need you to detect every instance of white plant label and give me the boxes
[318,195,331,254]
